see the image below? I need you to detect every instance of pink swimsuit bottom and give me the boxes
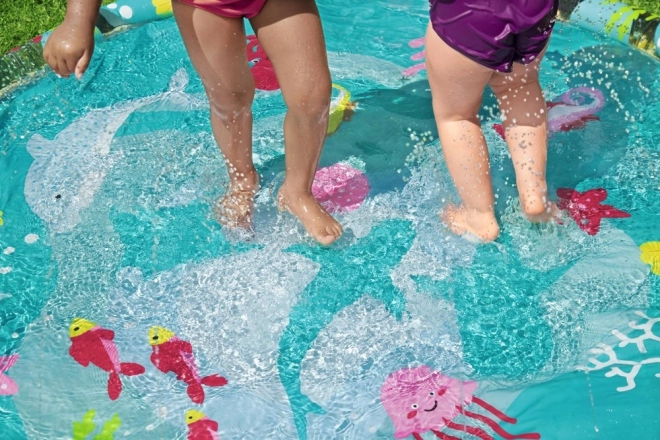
[175,0,268,18]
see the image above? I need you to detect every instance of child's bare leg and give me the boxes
[488,50,556,222]
[425,24,500,242]
[173,1,258,229]
[251,0,342,245]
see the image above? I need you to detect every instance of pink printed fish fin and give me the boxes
[0,355,20,395]
[188,382,205,404]
[0,374,19,395]
[96,329,115,340]
[0,355,19,372]
[200,374,228,387]
[69,345,91,367]
[179,340,194,353]
[207,420,219,432]
[108,371,122,400]
[119,362,145,376]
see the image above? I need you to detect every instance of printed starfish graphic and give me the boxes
[556,188,630,235]
[278,219,416,439]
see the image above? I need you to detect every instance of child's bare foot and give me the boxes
[441,204,500,243]
[278,184,343,246]
[215,174,259,230]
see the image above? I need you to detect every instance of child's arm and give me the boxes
[43,0,102,80]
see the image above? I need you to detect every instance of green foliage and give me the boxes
[0,0,114,54]
[625,0,660,16]
[1,0,659,57]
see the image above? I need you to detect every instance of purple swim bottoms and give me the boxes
[429,0,559,72]
[175,0,268,18]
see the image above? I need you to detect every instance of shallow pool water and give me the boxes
[1,1,659,439]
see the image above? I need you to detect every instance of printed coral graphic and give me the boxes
[640,241,660,275]
[72,410,121,440]
[580,311,660,391]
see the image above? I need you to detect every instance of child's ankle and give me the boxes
[229,170,259,192]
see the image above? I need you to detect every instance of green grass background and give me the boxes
[0,0,114,54]
[0,0,659,54]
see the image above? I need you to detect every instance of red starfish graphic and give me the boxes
[556,188,630,235]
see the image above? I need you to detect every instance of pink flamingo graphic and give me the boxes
[381,365,540,440]
[246,35,279,91]
[403,36,426,77]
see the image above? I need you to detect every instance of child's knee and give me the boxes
[286,80,331,117]
[207,86,255,119]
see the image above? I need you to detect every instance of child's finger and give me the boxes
[44,52,59,75]
[55,58,71,78]
[64,55,78,76]
[75,50,92,80]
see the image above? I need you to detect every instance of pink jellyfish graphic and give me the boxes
[381,365,540,440]
[246,35,279,91]
[312,163,370,213]
[403,36,426,77]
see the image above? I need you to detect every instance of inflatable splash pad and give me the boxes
[1,0,660,439]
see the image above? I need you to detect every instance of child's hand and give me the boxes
[43,19,96,80]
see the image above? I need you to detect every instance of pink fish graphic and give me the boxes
[0,354,19,395]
